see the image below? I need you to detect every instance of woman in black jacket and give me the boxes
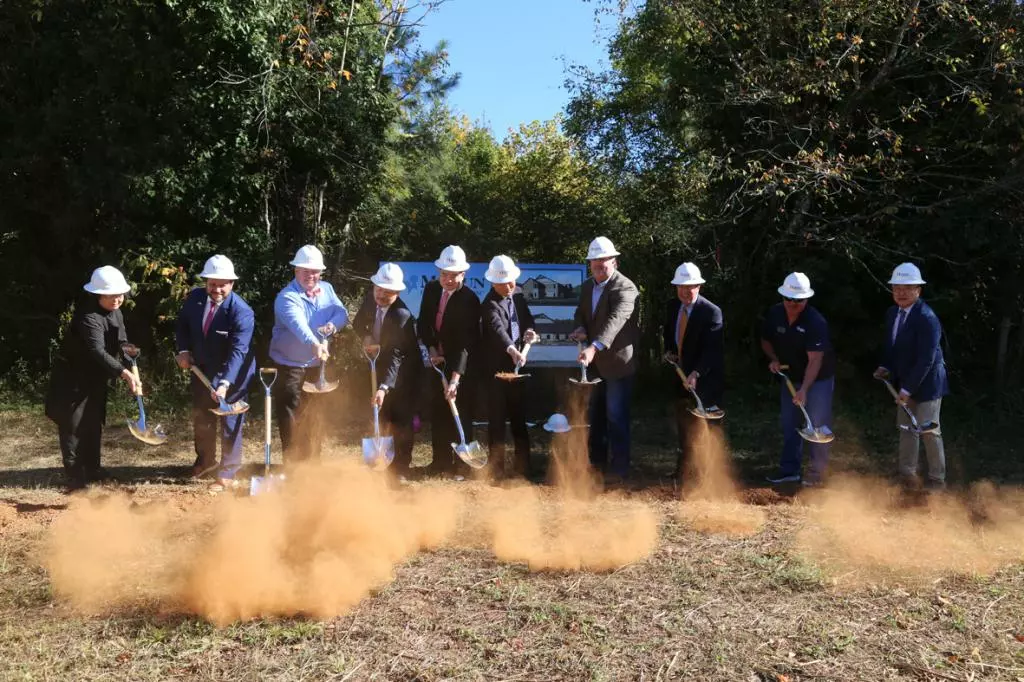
[45,266,140,490]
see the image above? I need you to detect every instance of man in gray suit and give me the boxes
[572,236,641,482]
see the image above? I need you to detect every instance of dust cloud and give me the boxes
[45,461,462,624]
[677,419,765,537]
[797,476,1024,581]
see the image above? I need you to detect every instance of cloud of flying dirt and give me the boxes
[45,461,462,624]
[797,475,1024,581]
[677,418,765,537]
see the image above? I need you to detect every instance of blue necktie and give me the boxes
[894,309,908,342]
[508,298,520,344]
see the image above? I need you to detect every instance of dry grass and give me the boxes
[2,407,1024,681]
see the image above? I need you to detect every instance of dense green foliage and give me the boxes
[1,0,1022,399]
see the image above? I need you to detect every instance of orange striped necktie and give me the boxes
[676,306,688,356]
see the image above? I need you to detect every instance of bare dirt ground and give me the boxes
[2,407,1023,681]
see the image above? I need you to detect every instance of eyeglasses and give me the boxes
[783,297,803,303]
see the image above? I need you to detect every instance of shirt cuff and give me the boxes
[592,341,605,351]
[217,380,230,389]
[898,388,911,398]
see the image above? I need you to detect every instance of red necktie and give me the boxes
[202,303,217,335]
[435,290,450,332]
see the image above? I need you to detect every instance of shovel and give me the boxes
[774,365,834,444]
[432,363,487,469]
[875,371,940,435]
[569,340,602,386]
[665,357,724,420]
[188,365,250,416]
[250,367,285,495]
[361,345,395,470]
[495,339,535,382]
[121,345,167,446]
[302,330,339,394]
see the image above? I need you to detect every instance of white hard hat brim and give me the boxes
[671,276,705,285]
[888,277,926,285]
[371,276,406,291]
[587,249,620,260]
[485,267,521,284]
[434,259,470,272]
[777,285,814,299]
[199,270,239,280]
[543,424,571,433]
[84,283,131,295]
[290,259,325,270]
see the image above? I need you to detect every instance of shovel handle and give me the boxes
[189,365,215,392]
[130,364,143,397]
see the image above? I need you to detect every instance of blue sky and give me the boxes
[414,0,615,140]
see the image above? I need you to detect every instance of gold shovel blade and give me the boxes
[452,441,487,469]
[127,420,168,446]
[302,379,340,394]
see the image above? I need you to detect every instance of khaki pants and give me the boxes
[897,398,945,483]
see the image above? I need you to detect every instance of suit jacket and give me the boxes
[418,280,480,376]
[480,289,536,375]
[45,296,129,425]
[573,270,641,380]
[174,288,256,402]
[881,298,949,402]
[352,292,419,396]
[662,295,724,405]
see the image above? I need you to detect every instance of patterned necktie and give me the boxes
[202,302,217,336]
[894,308,908,342]
[507,297,520,344]
[373,307,385,342]
[676,306,689,356]
[435,290,450,332]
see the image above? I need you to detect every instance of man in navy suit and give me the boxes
[873,263,949,489]
[662,262,724,485]
[352,263,419,479]
[175,255,256,491]
[480,255,538,479]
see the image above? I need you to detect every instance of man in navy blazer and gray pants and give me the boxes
[174,255,256,488]
[874,263,949,489]
[662,263,724,484]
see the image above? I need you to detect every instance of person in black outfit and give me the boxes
[661,262,725,485]
[480,255,538,479]
[45,266,141,490]
[352,263,419,478]
[418,245,481,477]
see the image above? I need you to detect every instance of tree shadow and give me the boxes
[0,465,197,491]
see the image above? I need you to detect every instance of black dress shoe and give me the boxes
[86,467,118,484]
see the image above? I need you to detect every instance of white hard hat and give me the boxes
[777,272,814,299]
[83,266,131,295]
[198,254,238,280]
[370,262,405,291]
[434,245,470,273]
[485,255,521,284]
[586,236,620,260]
[671,262,705,286]
[542,413,571,433]
[888,262,926,285]
[290,244,326,270]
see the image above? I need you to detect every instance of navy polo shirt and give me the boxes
[761,303,835,381]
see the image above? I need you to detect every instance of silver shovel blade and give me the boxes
[797,426,835,444]
[452,441,487,469]
[362,436,395,471]
[302,379,340,394]
[211,400,250,416]
[127,420,168,446]
[249,473,285,496]
[689,406,726,420]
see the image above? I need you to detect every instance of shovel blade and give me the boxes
[249,473,285,496]
[495,372,530,382]
[689,406,725,421]
[362,435,395,471]
[302,379,339,394]
[797,427,835,444]
[210,400,250,417]
[569,377,602,386]
[452,440,487,469]
[127,420,168,446]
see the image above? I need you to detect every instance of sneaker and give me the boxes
[451,474,466,482]
[801,479,823,488]
[766,473,801,484]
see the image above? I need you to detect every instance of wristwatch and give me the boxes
[378,384,390,393]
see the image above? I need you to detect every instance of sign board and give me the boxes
[389,262,587,367]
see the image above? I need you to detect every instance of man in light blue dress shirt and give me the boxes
[270,244,349,463]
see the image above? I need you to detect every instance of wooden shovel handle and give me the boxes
[130,364,143,397]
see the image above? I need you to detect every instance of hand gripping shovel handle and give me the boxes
[775,365,818,434]
[877,374,924,431]
[516,341,532,375]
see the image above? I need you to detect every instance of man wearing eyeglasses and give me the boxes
[760,272,836,486]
